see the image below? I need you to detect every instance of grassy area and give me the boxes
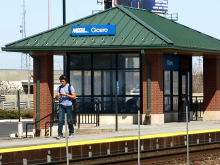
[0,108,33,119]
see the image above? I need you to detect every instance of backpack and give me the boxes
[59,84,72,95]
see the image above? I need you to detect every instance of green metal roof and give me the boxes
[125,7,220,51]
[2,6,220,53]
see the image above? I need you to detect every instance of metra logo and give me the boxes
[91,27,108,33]
[72,28,89,33]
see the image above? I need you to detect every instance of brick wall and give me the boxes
[142,52,163,115]
[33,54,53,129]
[204,56,220,112]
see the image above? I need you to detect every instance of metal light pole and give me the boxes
[138,109,141,165]
[186,102,189,165]
[48,0,52,29]
[65,113,69,165]
[63,0,67,75]
[62,2,69,164]
[115,81,119,131]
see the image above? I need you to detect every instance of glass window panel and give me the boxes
[182,75,186,94]
[164,96,171,111]
[164,71,171,95]
[70,54,91,69]
[70,71,91,96]
[173,71,179,95]
[187,72,190,95]
[173,96,179,111]
[118,71,140,95]
[118,53,140,69]
[93,54,116,69]
[118,97,140,113]
[94,71,116,95]
[97,97,115,113]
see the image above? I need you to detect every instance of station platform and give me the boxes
[1,121,220,164]
[1,121,220,149]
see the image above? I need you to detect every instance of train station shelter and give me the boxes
[2,6,220,136]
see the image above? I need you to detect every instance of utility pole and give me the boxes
[63,0,66,75]
[48,0,52,29]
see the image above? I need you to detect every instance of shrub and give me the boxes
[0,110,33,119]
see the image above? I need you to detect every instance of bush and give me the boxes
[0,110,33,119]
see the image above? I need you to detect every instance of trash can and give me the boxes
[145,115,151,125]
[178,102,190,122]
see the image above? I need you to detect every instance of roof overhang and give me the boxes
[2,45,220,56]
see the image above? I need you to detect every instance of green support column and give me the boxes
[29,51,41,136]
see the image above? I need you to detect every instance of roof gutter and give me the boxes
[141,50,151,117]
[29,51,41,137]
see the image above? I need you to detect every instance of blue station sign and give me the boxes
[163,55,179,70]
[71,25,116,36]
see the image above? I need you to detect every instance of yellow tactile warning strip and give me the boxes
[1,129,220,153]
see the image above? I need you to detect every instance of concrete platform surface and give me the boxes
[1,121,220,149]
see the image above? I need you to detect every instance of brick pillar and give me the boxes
[33,53,53,135]
[203,56,220,120]
[142,52,164,125]
[142,60,147,115]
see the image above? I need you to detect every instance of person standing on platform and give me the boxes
[55,75,76,139]
[131,0,140,8]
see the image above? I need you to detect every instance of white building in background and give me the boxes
[0,70,63,96]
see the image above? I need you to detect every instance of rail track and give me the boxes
[36,142,220,165]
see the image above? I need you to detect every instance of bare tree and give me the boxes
[0,81,24,95]
[192,57,203,93]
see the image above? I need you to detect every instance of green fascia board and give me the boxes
[2,45,220,54]
[4,6,169,49]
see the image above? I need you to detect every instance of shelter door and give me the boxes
[180,71,191,107]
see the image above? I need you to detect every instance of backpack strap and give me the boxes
[59,85,62,93]
[68,84,71,95]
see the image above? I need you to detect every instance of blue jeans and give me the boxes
[58,105,74,136]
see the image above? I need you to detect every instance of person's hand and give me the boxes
[60,93,67,96]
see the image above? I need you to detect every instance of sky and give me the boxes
[0,0,220,70]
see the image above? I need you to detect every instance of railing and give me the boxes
[2,102,15,110]
[0,95,6,102]
[26,98,100,137]
[26,107,59,137]
[75,98,100,129]
[192,96,204,120]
